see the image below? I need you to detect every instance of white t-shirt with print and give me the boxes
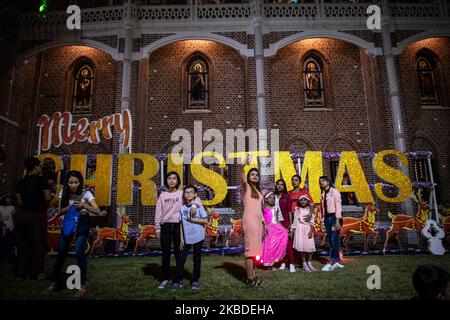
[0,205,15,230]
[58,189,95,214]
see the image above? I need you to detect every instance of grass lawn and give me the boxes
[1,253,449,300]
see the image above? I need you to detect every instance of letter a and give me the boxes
[366,265,381,290]
[67,5,81,30]
[66,265,81,290]
[366,5,381,30]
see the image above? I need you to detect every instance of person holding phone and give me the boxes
[48,170,101,296]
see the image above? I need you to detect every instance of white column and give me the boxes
[427,157,439,222]
[439,0,448,18]
[120,0,135,154]
[315,0,324,18]
[117,0,136,229]
[381,2,416,244]
[252,0,268,183]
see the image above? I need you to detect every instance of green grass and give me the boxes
[1,254,449,300]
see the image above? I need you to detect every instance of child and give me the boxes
[48,170,101,296]
[261,192,288,270]
[291,195,317,272]
[155,172,201,289]
[412,264,449,300]
[319,176,343,271]
[0,193,16,259]
[172,185,208,291]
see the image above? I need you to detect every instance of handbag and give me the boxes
[62,205,80,237]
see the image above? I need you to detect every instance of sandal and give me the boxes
[253,277,264,286]
[47,282,57,292]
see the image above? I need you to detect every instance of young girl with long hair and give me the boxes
[48,170,101,295]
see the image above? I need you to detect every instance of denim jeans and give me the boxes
[324,215,343,263]
[51,233,88,285]
[174,240,203,284]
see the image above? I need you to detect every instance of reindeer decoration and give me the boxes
[47,214,63,253]
[384,189,430,251]
[229,218,242,238]
[439,207,450,244]
[312,204,326,246]
[340,203,380,253]
[133,224,157,253]
[204,208,221,248]
[225,218,242,248]
[91,206,133,254]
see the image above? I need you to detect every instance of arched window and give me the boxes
[416,54,439,105]
[187,57,209,110]
[72,58,94,115]
[303,56,325,107]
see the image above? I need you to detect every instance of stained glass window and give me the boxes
[187,58,208,109]
[417,56,439,105]
[303,56,324,107]
[72,63,94,115]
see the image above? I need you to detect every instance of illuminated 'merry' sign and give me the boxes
[37,109,132,151]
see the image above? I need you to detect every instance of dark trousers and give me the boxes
[14,211,47,277]
[324,215,343,263]
[51,233,88,285]
[174,240,203,284]
[160,223,181,281]
[3,229,16,259]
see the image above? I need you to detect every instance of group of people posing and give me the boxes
[8,156,344,294]
[154,160,345,290]
[241,162,344,287]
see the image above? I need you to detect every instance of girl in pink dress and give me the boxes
[292,195,317,272]
[261,192,288,269]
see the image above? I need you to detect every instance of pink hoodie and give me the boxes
[154,189,202,226]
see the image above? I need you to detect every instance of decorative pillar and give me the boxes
[381,1,416,243]
[120,0,136,154]
[252,0,268,182]
[116,0,136,229]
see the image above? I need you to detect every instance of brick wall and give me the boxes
[2,32,450,247]
[398,37,450,204]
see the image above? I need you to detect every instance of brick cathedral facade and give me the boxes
[1,1,449,237]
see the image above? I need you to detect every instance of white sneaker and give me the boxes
[302,264,312,272]
[322,263,333,272]
[332,263,344,270]
[158,280,169,289]
[279,263,286,270]
[307,263,317,272]
[289,264,296,273]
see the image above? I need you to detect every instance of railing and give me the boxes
[390,2,442,18]
[19,2,448,30]
[324,2,368,18]
[137,5,191,20]
[197,3,251,19]
[265,3,317,18]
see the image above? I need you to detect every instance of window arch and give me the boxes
[416,52,439,105]
[302,55,325,107]
[187,56,209,110]
[72,58,94,115]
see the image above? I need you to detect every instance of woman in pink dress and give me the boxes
[261,192,288,269]
[240,163,264,287]
[292,195,317,272]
